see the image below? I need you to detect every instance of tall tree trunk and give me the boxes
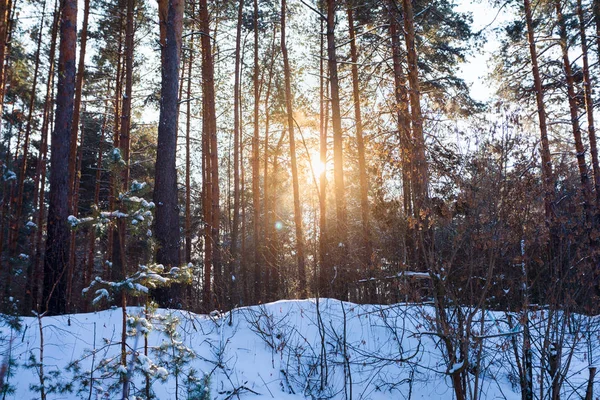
[402,0,427,217]
[43,0,78,315]
[281,0,307,297]
[577,0,600,208]
[84,99,108,311]
[106,8,125,273]
[153,0,184,307]
[111,0,135,303]
[67,0,90,212]
[185,3,196,267]
[252,0,262,303]
[524,0,554,230]
[65,0,90,311]
[201,95,213,308]
[555,0,593,213]
[0,0,13,140]
[389,1,415,278]
[318,11,330,297]
[28,0,60,313]
[231,0,243,306]
[262,26,277,302]
[346,3,372,281]
[199,0,219,310]
[388,2,412,217]
[594,0,600,59]
[326,0,348,300]
[11,0,46,272]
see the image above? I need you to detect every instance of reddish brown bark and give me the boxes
[28,0,60,312]
[11,2,47,260]
[576,0,600,209]
[185,7,195,265]
[66,0,91,311]
[555,0,593,210]
[231,0,243,304]
[43,0,78,315]
[524,0,554,225]
[199,0,219,309]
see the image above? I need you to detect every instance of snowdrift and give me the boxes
[0,299,598,399]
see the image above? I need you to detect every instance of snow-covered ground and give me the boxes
[1,299,598,399]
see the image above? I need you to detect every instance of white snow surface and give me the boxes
[1,299,598,399]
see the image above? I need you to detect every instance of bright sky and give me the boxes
[456,0,513,102]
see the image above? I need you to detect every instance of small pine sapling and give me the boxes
[76,179,193,399]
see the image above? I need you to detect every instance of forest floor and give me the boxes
[1,299,598,399]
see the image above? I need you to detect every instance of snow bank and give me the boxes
[0,300,598,399]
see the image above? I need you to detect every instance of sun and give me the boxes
[310,158,326,177]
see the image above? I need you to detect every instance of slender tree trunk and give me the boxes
[281,0,306,297]
[107,8,125,272]
[0,0,13,140]
[389,2,415,278]
[201,97,213,308]
[112,0,135,299]
[231,0,243,307]
[346,3,372,282]
[28,0,60,312]
[555,0,593,213]
[252,0,262,303]
[185,3,196,266]
[402,0,427,217]
[318,12,330,297]
[65,0,90,312]
[594,0,600,59]
[577,0,600,208]
[67,0,90,212]
[388,2,412,217]
[84,99,108,311]
[10,1,46,260]
[524,0,554,229]
[199,0,219,310]
[262,27,276,302]
[153,0,184,306]
[326,0,348,300]
[43,0,77,315]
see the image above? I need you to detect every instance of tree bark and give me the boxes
[263,27,277,302]
[523,0,554,228]
[185,3,196,267]
[43,0,78,315]
[199,0,219,310]
[346,3,372,281]
[231,0,243,306]
[318,10,330,297]
[282,0,307,297]
[402,0,427,217]
[252,0,262,303]
[28,0,60,313]
[65,0,90,311]
[326,0,348,300]
[555,0,593,213]
[106,7,125,273]
[0,0,13,140]
[10,1,46,260]
[388,2,412,218]
[576,0,600,209]
[153,0,184,307]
